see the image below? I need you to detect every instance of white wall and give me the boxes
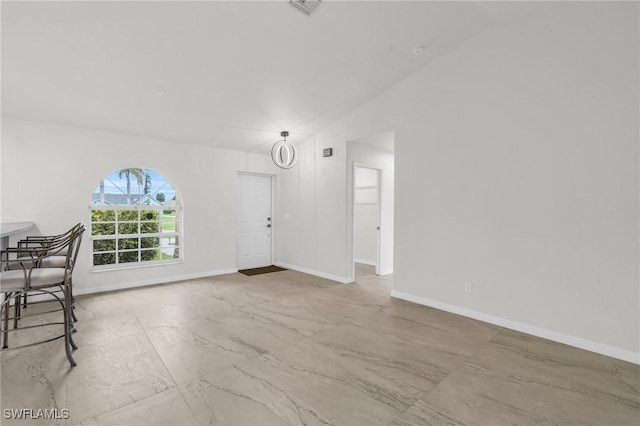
[273,132,352,283]
[274,135,395,282]
[1,118,277,293]
[276,2,639,361]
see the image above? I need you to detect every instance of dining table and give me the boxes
[0,222,35,251]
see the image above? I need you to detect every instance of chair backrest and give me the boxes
[17,222,84,258]
[51,223,85,272]
[39,224,83,283]
[25,222,84,242]
[67,223,85,273]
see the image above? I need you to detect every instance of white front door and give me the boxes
[237,174,272,270]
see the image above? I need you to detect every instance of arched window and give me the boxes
[90,168,182,269]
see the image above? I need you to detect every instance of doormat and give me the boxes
[239,265,287,276]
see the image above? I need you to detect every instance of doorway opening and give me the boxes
[347,131,395,284]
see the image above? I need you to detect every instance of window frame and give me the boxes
[90,198,183,271]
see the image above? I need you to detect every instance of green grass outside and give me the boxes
[161,222,176,232]
[160,213,177,232]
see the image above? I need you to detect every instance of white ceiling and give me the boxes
[1,1,531,153]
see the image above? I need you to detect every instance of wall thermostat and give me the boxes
[323,148,333,157]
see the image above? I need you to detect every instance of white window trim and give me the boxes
[90,203,183,271]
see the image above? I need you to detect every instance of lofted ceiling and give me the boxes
[1,1,533,153]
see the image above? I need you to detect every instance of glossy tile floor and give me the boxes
[1,264,638,425]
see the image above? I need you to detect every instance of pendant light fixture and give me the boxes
[271,131,298,169]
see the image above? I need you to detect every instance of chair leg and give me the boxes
[69,330,78,351]
[1,293,9,349]
[69,278,78,323]
[63,326,76,367]
[13,294,21,330]
[63,285,77,365]
[66,285,77,347]
[63,300,76,367]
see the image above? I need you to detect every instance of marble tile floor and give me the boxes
[1,264,638,425]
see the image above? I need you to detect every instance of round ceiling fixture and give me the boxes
[271,131,298,169]
[155,88,167,96]
[412,45,425,55]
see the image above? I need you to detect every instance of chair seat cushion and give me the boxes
[40,256,68,269]
[28,268,67,289]
[5,257,38,270]
[0,270,28,292]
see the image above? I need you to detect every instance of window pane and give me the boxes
[118,222,138,235]
[118,238,139,250]
[118,210,138,221]
[92,223,115,236]
[158,235,178,259]
[93,239,116,252]
[119,251,139,263]
[160,236,176,246]
[160,221,176,233]
[161,250,177,260]
[92,210,115,222]
[141,210,159,221]
[141,237,159,248]
[141,221,159,234]
[93,252,116,265]
[141,249,160,261]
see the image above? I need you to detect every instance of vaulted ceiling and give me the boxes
[2,1,536,153]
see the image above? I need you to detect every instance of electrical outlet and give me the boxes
[465,282,473,293]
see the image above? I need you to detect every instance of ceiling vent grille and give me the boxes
[289,0,321,16]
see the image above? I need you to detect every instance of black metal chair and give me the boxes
[0,224,84,367]
[12,222,84,321]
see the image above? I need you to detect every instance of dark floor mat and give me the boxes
[238,265,287,276]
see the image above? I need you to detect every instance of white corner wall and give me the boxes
[273,130,353,283]
[1,118,277,294]
[277,2,639,362]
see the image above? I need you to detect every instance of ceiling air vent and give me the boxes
[289,0,321,16]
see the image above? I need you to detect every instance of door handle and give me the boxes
[267,224,271,228]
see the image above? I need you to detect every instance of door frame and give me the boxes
[237,172,275,269]
[351,162,382,279]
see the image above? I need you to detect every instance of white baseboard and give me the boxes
[378,268,394,276]
[275,262,352,284]
[75,268,238,296]
[391,290,640,365]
